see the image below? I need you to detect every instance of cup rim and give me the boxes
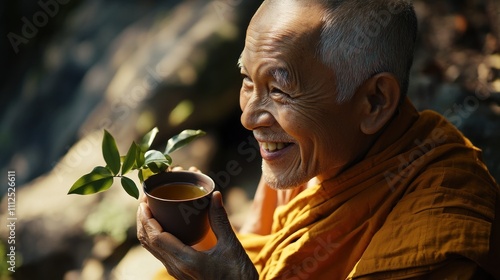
[143,171,215,202]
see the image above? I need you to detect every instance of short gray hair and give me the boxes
[317,0,417,103]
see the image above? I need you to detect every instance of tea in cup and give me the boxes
[143,171,215,245]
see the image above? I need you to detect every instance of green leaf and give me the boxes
[68,166,114,195]
[138,169,144,183]
[140,127,159,152]
[148,162,167,174]
[144,150,171,173]
[102,130,121,175]
[136,148,145,169]
[122,142,138,175]
[138,168,155,183]
[165,129,206,155]
[94,166,114,177]
[145,150,171,165]
[121,176,139,199]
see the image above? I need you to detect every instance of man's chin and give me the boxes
[262,165,309,190]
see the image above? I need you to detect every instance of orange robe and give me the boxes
[238,97,500,279]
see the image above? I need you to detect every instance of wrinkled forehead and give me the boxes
[244,0,324,57]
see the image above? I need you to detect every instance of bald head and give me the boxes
[248,0,417,103]
[248,0,324,51]
[239,0,417,188]
[241,0,327,98]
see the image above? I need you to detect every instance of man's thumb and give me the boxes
[209,191,235,242]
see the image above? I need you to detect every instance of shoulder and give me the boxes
[350,160,500,278]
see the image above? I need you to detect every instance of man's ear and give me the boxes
[358,73,400,135]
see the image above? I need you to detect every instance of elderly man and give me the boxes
[137,0,500,279]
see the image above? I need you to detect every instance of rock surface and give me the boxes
[0,0,499,279]
[1,0,261,279]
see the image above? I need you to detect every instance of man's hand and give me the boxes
[137,190,259,280]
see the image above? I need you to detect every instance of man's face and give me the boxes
[239,1,364,189]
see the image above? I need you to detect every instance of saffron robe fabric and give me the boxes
[238,97,500,279]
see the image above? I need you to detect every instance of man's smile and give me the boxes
[261,142,292,152]
[258,141,295,161]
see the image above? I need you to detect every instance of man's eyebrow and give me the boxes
[237,55,292,88]
[269,67,292,89]
[237,55,244,69]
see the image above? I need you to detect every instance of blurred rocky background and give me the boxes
[0,0,499,279]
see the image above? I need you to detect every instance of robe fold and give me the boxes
[238,97,500,279]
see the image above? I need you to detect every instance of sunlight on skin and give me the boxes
[239,1,371,190]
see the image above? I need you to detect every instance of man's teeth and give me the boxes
[261,142,287,152]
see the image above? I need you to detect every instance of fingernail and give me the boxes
[140,202,146,213]
[213,191,223,208]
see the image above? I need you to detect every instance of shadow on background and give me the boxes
[0,0,499,279]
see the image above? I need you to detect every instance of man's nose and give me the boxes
[240,94,274,130]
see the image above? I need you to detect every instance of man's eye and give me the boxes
[271,87,288,95]
[240,74,254,92]
[241,73,252,83]
[270,88,291,102]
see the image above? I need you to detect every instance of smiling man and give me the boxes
[238,0,374,191]
[137,0,500,279]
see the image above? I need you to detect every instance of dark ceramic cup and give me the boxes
[143,171,215,245]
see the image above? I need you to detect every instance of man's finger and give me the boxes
[139,203,198,256]
[171,165,184,171]
[188,166,200,172]
[208,191,236,243]
[137,203,162,247]
[137,203,151,242]
[139,202,152,219]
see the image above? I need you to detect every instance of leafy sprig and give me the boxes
[68,128,206,199]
